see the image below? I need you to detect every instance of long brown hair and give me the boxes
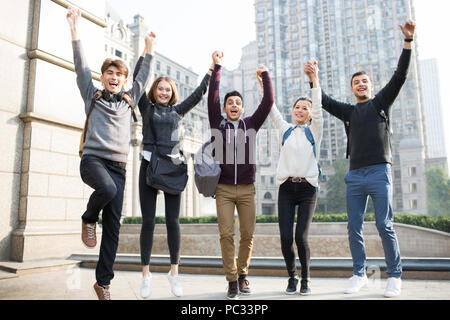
[148,77,179,106]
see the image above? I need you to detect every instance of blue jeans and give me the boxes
[345,163,402,278]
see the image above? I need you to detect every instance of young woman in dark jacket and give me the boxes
[133,52,215,299]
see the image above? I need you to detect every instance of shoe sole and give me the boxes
[227,295,240,300]
[285,290,297,295]
[299,292,311,296]
[239,291,251,296]
[82,242,96,249]
[384,292,401,298]
[344,282,368,294]
[167,274,183,297]
[141,290,151,299]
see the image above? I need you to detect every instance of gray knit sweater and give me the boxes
[72,40,152,163]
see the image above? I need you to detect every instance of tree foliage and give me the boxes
[425,166,450,217]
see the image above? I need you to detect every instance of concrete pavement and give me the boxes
[0,266,449,300]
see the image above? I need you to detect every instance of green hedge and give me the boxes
[120,213,450,233]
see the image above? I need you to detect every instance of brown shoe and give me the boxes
[238,275,251,295]
[81,222,97,248]
[93,282,111,300]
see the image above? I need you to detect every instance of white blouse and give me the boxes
[269,88,323,187]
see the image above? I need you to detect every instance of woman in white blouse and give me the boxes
[257,61,322,296]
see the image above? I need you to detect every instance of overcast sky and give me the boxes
[107,0,450,161]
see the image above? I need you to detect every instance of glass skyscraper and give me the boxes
[254,0,427,214]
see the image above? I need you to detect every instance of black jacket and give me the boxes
[133,56,210,155]
[321,49,411,170]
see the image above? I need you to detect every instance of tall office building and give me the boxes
[254,0,427,214]
[419,59,447,160]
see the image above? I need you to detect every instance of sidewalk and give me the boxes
[0,266,449,300]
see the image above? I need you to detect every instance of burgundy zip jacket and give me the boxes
[208,64,274,185]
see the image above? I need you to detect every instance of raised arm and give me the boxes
[207,51,225,129]
[174,54,214,116]
[128,33,156,106]
[257,70,288,132]
[307,62,323,141]
[67,7,96,107]
[373,20,415,112]
[132,32,156,81]
[250,65,274,131]
[305,61,352,122]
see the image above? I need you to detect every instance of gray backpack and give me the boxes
[194,120,226,197]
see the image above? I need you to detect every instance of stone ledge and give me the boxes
[68,253,450,280]
[0,258,81,276]
[0,270,19,281]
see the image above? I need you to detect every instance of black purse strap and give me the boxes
[148,103,162,155]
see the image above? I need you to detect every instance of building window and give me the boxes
[408,167,416,177]
[409,183,417,193]
[167,66,171,76]
[185,75,189,85]
[156,61,161,71]
[115,50,122,58]
[261,176,265,184]
[410,199,418,210]
[176,71,181,80]
[264,192,272,200]
[396,199,403,210]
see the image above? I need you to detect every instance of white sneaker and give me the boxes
[344,275,368,294]
[384,277,402,298]
[140,273,152,299]
[167,271,183,297]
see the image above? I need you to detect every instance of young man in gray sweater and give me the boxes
[67,7,155,300]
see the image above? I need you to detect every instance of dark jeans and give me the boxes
[278,180,317,279]
[139,159,181,266]
[80,155,126,287]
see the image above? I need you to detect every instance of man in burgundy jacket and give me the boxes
[208,51,274,299]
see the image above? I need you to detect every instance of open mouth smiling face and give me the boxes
[224,96,243,121]
[101,66,127,95]
[352,74,373,101]
[292,100,312,125]
[155,80,173,105]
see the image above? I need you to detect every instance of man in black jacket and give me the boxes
[305,20,416,298]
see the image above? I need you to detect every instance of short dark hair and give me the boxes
[351,71,370,87]
[293,96,312,108]
[224,90,243,106]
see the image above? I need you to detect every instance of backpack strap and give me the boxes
[304,126,323,182]
[344,120,350,159]
[219,118,227,131]
[82,90,102,143]
[281,125,323,182]
[121,93,137,122]
[281,126,295,146]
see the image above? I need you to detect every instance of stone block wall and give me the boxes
[118,222,450,258]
